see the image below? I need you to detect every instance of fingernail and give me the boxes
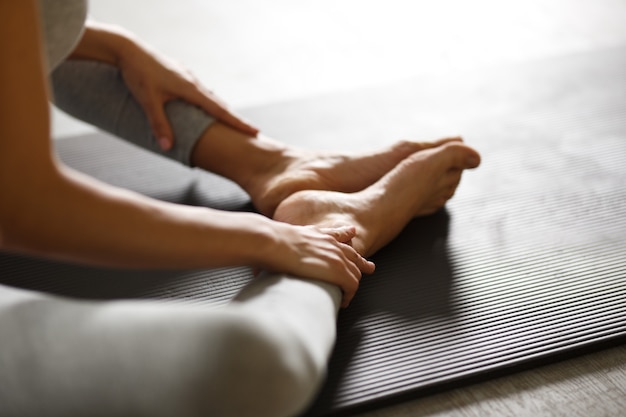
[158,137,171,151]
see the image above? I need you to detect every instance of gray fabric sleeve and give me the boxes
[51,60,215,166]
[38,0,87,72]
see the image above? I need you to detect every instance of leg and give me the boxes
[51,61,461,216]
[51,60,215,166]
[0,276,340,417]
[273,141,481,257]
[191,121,463,216]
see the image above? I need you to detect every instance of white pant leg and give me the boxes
[0,274,340,417]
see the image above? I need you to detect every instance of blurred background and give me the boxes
[52,0,626,138]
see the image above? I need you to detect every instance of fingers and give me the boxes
[330,236,375,308]
[335,254,361,308]
[339,242,375,275]
[210,103,259,137]
[146,88,258,152]
[139,78,258,151]
[318,225,357,244]
[138,92,175,151]
[118,44,258,148]
[311,226,375,308]
[259,223,375,309]
[185,86,259,137]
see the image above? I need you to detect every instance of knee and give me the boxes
[188,314,325,417]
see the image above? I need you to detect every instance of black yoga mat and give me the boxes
[2,45,626,416]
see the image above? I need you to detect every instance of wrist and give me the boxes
[242,216,285,269]
[199,211,281,268]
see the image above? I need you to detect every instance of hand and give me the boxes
[260,224,375,308]
[117,39,258,151]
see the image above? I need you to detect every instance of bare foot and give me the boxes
[249,136,463,216]
[191,121,465,217]
[273,141,481,257]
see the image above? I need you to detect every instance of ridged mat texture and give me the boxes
[2,46,626,415]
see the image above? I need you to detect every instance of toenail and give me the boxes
[466,156,479,166]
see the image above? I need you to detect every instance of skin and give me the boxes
[273,141,481,259]
[69,20,259,149]
[0,0,480,307]
[191,122,468,217]
[0,0,371,307]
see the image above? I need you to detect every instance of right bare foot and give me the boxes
[273,141,481,257]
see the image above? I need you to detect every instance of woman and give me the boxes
[0,1,480,416]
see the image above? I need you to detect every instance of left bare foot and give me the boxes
[273,141,481,257]
[249,136,463,216]
[190,121,466,217]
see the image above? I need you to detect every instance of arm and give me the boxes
[0,4,254,268]
[0,1,372,306]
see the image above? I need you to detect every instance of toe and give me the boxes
[435,136,464,145]
[438,142,481,169]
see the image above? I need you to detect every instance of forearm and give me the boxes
[2,161,274,269]
[0,2,275,272]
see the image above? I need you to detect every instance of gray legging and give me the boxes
[0,1,341,415]
[51,59,214,166]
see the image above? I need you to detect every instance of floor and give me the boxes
[52,1,626,416]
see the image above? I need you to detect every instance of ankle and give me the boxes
[351,188,411,257]
[191,122,293,191]
[240,139,297,196]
